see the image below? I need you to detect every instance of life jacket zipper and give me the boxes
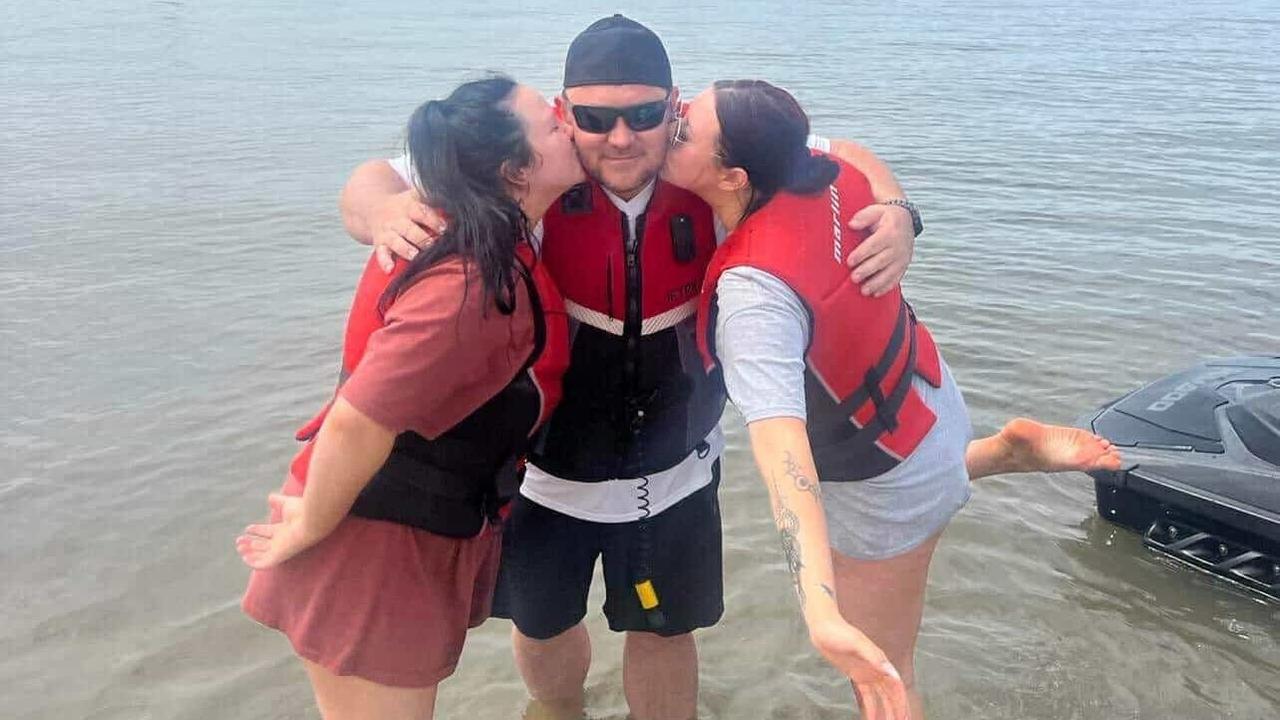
[624,211,646,435]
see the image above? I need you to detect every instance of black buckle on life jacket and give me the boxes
[861,365,893,432]
[482,457,526,524]
[493,455,526,502]
[841,302,909,421]
[850,313,918,450]
[838,301,917,449]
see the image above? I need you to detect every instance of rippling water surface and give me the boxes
[3,1,1278,718]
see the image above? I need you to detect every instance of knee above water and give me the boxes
[625,630,694,648]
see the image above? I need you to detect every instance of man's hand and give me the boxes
[846,203,915,297]
[368,190,448,272]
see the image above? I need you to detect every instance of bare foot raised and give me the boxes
[991,418,1124,474]
[966,418,1124,479]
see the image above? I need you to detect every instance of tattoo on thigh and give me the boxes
[783,451,822,502]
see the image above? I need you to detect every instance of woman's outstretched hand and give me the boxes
[808,616,911,720]
[235,493,318,569]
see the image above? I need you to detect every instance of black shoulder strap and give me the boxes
[516,257,547,374]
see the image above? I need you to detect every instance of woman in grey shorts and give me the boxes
[664,80,1123,720]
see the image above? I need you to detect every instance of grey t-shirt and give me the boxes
[714,267,812,423]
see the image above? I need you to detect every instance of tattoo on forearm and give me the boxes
[772,475,806,607]
[783,451,822,501]
[820,583,835,600]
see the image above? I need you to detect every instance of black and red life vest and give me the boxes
[696,158,943,481]
[530,179,727,480]
[290,243,570,536]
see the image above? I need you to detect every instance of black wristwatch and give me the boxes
[881,198,923,237]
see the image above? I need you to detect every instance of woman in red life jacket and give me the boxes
[663,81,1122,720]
[234,76,580,720]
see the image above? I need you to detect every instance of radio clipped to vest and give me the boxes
[670,213,696,264]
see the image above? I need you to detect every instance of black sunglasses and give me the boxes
[568,97,671,134]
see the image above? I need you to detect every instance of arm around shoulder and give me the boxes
[819,138,918,296]
[339,158,412,245]
[824,138,904,201]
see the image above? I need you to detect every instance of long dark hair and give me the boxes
[382,75,533,314]
[713,80,839,221]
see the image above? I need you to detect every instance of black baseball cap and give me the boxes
[563,14,672,90]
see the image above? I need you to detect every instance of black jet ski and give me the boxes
[1078,356,1280,600]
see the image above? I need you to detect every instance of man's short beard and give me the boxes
[577,149,661,198]
[596,171,656,198]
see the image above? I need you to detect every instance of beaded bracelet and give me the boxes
[881,198,923,237]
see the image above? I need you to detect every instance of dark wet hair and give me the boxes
[383,75,533,314]
[713,80,839,221]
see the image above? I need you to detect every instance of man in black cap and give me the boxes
[338,15,919,720]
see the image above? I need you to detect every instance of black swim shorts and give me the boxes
[491,461,724,639]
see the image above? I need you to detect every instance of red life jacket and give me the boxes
[290,243,569,536]
[531,180,726,480]
[696,159,943,481]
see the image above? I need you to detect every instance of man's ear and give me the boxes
[717,166,749,193]
[554,96,577,140]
